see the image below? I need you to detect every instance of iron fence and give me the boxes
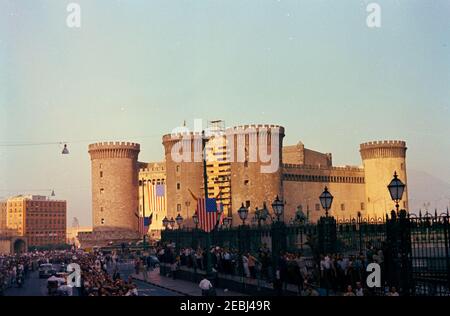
[161,210,450,296]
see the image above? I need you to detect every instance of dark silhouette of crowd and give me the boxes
[155,240,395,296]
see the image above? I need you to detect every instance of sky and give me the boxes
[0,0,449,226]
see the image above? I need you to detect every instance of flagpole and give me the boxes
[142,179,147,251]
[202,130,213,276]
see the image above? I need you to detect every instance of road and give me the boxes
[4,269,50,296]
[112,260,182,296]
[5,261,181,296]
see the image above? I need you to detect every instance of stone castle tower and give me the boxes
[162,132,204,223]
[360,140,408,217]
[228,125,285,224]
[88,142,140,233]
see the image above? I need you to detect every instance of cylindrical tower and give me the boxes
[162,132,204,225]
[360,140,408,218]
[88,142,140,232]
[228,124,285,225]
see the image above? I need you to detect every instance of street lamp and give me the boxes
[162,216,169,230]
[238,203,248,225]
[176,213,183,229]
[271,195,284,221]
[192,212,199,229]
[260,202,269,224]
[387,171,406,214]
[222,216,229,227]
[169,217,175,229]
[223,216,230,228]
[253,207,260,226]
[319,186,334,217]
[61,143,69,154]
[294,206,306,224]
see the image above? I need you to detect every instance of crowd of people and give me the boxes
[0,253,33,294]
[71,250,139,296]
[0,250,139,296]
[1,241,401,297]
[155,241,400,296]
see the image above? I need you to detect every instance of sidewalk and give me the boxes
[132,268,247,296]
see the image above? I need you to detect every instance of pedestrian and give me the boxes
[387,286,399,296]
[273,269,283,296]
[171,257,179,280]
[343,285,355,296]
[355,281,365,296]
[242,254,250,278]
[199,277,214,296]
[247,253,257,278]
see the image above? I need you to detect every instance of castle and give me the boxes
[79,123,408,247]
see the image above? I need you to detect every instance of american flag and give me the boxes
[197,198,223,233]
[138,216,151,235]
[147,183,166,215]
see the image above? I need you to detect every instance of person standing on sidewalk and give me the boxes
[141,259,148,282]
[199,277,214,296]
[171,256,180,280]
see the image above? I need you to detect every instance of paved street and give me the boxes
[112,261,183,296]
[4,261,182,296]
[4,269,48,296]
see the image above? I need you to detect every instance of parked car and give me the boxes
[39,263,56,278]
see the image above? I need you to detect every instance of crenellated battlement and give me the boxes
[139,162,166,173]
[360,140,406,149]
[360,140,407,160]
[88,141,140,150]
[88,142,140,160]
[162,132,205,143]
[226,124,285,135]
[283,163,364,173]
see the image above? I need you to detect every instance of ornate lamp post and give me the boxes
[253,207,261,227]
[191,212,199,250]
[318,186,337,261]
[294,206,306,225]
[270,196,287,277]
[387,171,406,214]
[175,213,183,250]
[272,195,284,221]
[169,217,175,230]
[162,217,169,230]
[223,216,231,228]
[176,213,183,229]
[259,202,269,225]
[319,186,334,217]
[192,212,199,229]
[238,203,249,225]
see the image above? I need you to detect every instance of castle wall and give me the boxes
[303,148,332,167]
[360,141,408,218]
[162,133,204,225]
[282,142,332,167]
[88,142,140,233]
[282,164,366,222]
[282,143,305,165]
[228,125,285,225]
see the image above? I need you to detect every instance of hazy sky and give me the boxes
[1,0,449,226]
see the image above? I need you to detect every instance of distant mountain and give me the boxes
[407,169,450,214]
